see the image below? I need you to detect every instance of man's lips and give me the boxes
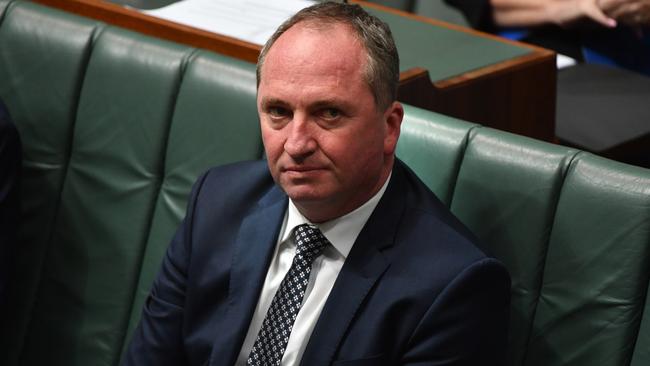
[283,166,323,172]
[281,165,327,175]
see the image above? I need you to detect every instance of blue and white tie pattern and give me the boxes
[247,224,330,366]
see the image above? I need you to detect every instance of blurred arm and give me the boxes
[599,0,650,26]
[490,0,617,28]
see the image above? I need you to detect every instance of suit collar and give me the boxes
[300,161,409,366]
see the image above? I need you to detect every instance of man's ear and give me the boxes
[383,101,403,155]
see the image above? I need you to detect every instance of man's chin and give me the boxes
[284,189,325,204]
[281,184,331,205]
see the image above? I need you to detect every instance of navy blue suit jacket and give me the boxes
[124,159,510,366]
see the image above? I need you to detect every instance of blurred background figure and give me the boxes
[371,0,650,74]
[445,0,650,75]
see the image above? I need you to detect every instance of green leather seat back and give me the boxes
[122,50,262,355]
[451,129,578,366]
[525,155,650,366]
[0,1,260,365]
[0,1,100,363]
[396,105,476,205]
[0,0,10,15]
[399,106,650,366]
[19,26,190,366]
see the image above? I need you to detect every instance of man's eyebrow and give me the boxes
[310,99,353,109]
[260,98,353,110]
[259,98,289,107]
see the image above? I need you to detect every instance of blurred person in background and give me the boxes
[446,0,650,75]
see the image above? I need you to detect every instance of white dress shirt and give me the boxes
[235,175,390,365]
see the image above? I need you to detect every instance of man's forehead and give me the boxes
[262,22,365,76]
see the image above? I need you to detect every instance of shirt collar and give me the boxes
[280,172,392,259]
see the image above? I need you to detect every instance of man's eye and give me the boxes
[268,106,290,118]
[321,108,340,120]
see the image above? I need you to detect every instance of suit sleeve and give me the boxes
[122,172,209,366]
[402,257,511,366]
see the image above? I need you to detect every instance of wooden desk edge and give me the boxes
[435,48,555,90]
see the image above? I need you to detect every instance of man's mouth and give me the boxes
[283,165,323,172]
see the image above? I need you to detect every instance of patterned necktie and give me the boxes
[247,224,330,366]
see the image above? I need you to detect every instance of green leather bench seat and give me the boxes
[1,1,649,366]
[0,1,262,364]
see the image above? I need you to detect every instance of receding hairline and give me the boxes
[258,20,378,106]
[256,2,399,110]
[259,20,365,76]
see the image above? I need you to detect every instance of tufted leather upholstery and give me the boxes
[398,110,650,366]
[1,1,649,366]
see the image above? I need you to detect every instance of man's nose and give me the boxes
[284,114,317,159]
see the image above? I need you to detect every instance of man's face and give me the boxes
[258,22,402,223]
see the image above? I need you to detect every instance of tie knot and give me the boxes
[293,224,329,260]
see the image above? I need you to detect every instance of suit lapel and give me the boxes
[209,186,287,366]
[299,240,391,366]
[300,162,408,366]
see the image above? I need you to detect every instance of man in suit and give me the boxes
[124,2,510,365]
